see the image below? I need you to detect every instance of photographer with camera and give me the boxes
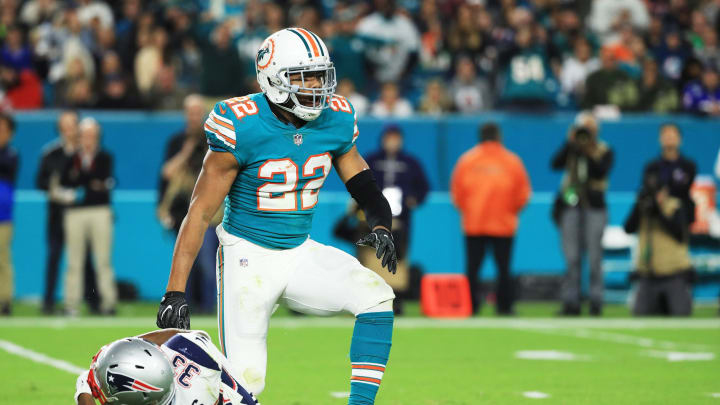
[623,124,696,316]
[551,113,614,316]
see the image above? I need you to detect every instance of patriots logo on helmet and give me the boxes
[106,370,163,395]
[256,39,275,70]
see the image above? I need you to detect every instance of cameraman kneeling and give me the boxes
[624,174,694,316]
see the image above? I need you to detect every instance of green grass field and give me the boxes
[1,301,719,405]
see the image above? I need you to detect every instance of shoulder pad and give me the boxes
[205,95,262,150]
[328,95,359,142]
[164,334,220,371]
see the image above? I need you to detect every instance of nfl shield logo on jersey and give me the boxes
[293,133,303,146]
[239,258,249,267]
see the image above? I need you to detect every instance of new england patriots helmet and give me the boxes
[92,338,175,405]
[255,28,336,121]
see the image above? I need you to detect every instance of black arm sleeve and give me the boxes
[551,143,570,170]
[587,147,613,179]
[624,202,641,234]
[345,169,392,231]
[656,204,686,243]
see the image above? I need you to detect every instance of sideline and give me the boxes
[0,339,85,375]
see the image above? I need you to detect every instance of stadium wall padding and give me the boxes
[10,112,720,300]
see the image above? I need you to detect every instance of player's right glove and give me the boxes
[156,291,190,329]
[356,228,398,274]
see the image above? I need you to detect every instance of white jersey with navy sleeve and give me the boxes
[74,330,258,405]
[160,330,258,405]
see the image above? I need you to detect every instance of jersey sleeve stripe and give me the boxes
[210,111,234,127]
[205,123,236,148]
[205,118,236,141]
[210,113,235,131]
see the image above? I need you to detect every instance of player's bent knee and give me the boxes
[360,298,394,314]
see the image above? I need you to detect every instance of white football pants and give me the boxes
[215,225,395,395]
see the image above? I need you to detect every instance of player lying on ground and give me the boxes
[156,27,397,404]
[74,329,259,405]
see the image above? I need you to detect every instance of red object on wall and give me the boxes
[420,274,473,318]
[690,176,716,235]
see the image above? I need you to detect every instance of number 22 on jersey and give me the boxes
[257,153,332,211]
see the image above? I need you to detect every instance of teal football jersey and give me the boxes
[204,93,358,249]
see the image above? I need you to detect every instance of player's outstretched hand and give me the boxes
[356,228,398,274]
[156,291,190,329]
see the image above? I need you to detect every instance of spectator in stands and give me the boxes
[695,27,720,72]
[157,94,219,313]
[134,26,168,102]
[60,117,117,317]
[197,20,245,102]
[336,78,368,117]
[560,37,600,102]
[451,123,531,316]
[624,124,696,316]
[551,113,613,316]
[96,51,140,109]
[418,79,452,116]
[446,4,484,63]
[1,25,34,71]
[19,0,61,26]
[0,62,43,109]
[582,47,638,110]
[654,29,691,81]
[364,125,429,314]
[449,56,493,114]
[370,82,413,118]
[356,0,420,87]
[326,5,367,91]
[499,25,557,110]
[588,0,649,40]
[637,58,680,113]
[683,67,720,116]
[0,113,17,316]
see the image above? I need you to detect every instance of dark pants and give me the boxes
[43,206,98,311]
[465,235,514,314]
[559,207,606,308]
[633,275,692,316]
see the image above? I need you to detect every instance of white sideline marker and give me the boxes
[645,350,716,362]
[329,391,350,398]
[515,350,589,361]
[523,391,550,399]
[0,339,84,374]
[709,393,720,398]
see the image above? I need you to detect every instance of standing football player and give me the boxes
[156,28,397,405]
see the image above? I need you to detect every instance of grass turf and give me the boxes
[1,302,719,404]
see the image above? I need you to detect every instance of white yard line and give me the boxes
[523,391,550,399]
[0,339,84,375]
[523,327,714,352]
[329,392,350,398]
[0,317,718,329]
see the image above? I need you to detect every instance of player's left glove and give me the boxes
[356,228,398,274]
[156,291,190,329]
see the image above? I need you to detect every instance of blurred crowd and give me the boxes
[0,0,719,115]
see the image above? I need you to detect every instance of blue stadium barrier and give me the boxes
[10,111,720,300]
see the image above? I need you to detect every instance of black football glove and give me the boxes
[156,291,190,329]
[356,228,398,274]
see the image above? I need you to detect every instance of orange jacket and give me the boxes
[451,142,531,236]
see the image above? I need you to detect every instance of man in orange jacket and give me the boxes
[451,123,531,315]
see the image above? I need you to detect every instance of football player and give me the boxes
[156,27,397,404]
[74,329,259,404]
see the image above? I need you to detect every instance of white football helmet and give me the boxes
[256,28,336,121]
